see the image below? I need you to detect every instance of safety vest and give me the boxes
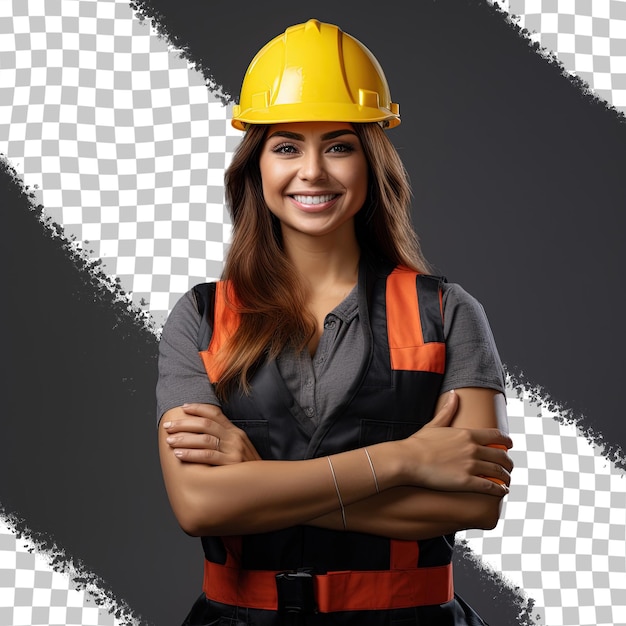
[192,263,467,621]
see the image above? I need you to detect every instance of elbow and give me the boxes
[465,495,503,531]
[170,487,242,537]
[165,481,227,537]
[174,507,228,537]
[172,500,228,537]
[161,461,238,536]
[474,509,501,531]
[179,520,209,538]
[463,475,510,531]
[175,509,208,537]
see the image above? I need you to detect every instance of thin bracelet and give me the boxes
[327,456,347,529]
[364,447,380,494]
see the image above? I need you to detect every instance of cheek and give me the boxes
[346,166,368,205]
[345,154,368,189]
[260,161,287,200]
[259,170,277,204]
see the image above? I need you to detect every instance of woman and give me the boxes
[157,19,513,626]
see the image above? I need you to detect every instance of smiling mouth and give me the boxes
[291,194,338,205]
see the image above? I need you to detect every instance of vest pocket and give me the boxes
[231,420,272,459]
[359,419,420,446]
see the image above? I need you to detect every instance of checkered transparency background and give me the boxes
[0,0,242,332]
[494,0,626,109]
[0,1,625,625]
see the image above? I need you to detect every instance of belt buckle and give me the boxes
[276,569,317,615]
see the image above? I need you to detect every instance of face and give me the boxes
[259,121,368,243]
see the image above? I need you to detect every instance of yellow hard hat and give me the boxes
[231,19,400,130]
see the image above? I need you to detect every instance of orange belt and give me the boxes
[202,539,454,612]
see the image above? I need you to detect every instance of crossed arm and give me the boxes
[158,387,513,540]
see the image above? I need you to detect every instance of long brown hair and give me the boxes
[213,122,431,398]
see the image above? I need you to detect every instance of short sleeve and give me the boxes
[439,283,506,395]
[155,289,220,425]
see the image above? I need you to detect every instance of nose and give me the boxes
[298,150,326,182]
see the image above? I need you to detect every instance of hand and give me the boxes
[403,390,513,495]
[162,403,262,465]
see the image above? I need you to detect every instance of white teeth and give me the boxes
[293,194,336,205]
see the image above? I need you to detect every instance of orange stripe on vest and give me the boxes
[386,267,445,373]
[205,536,453,611]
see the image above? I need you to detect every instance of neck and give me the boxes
[282,224,360,294]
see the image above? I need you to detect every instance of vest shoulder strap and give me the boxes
[194,271,447,369]
[414,273,447,343]
[192,282,217,352]
[386,268,446,373]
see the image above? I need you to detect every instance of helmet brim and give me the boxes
[231,102,400,131]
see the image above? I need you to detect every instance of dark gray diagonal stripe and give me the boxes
[0,158,199,626]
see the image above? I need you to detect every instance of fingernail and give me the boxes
[162,421,171,428]
[166,437,175,444]
[174,450,183,458]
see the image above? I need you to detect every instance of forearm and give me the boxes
[308,486,503,540]
[159,392,512,537]
[160,420,398,536]
[306,389,511,540]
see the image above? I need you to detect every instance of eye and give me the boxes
[271,142,299,155]
[327,142,356,154]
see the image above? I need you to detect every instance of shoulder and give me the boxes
[441,281,488,317]
[156,285,221,421]
[160,282,222,352]
[439,281,506,394]
[160,289,201,344]
[439,281,496,343]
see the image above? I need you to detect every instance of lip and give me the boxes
[289,193,340,212]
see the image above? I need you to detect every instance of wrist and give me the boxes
[364,441,408,491]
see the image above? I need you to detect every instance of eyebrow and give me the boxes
[266,129,358,141]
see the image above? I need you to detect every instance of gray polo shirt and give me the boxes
[156,280,506,426]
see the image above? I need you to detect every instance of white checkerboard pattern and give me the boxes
[1,1,625,625]
[0,0,241,329]
[492,0,626,111]
[0,516,133,625]
[460,376,626,626]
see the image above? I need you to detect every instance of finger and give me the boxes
[474,429,513,450]
[173,447,225,465]
[483,450,515,473]
[163,417,201,431]
[487,443,509,450]
[467,475,510,496]
[477,462,512,487]
[182,403,231,425]
[477,446,514,474]
[164,417,223,436]
[166,433,221,450]
[426,390,459,428]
